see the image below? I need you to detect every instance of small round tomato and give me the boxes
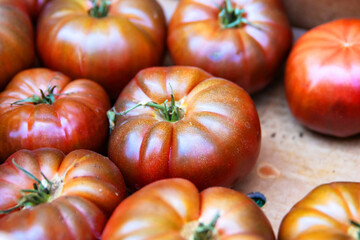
[108,66,261,191]
[0,68,110,162]
[37,0,166,99]
[168,0,292,94]
[285,19,360,137]
[278,182,360,240]
[0,0,35,90]
[0,148,126,240]
[102,178,275,240]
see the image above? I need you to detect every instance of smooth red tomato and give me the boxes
[108,66,261,191]
[278,182,360,240]
[0,68,110,162]
[36,0,166,100]
[167,0,292,94]
[0,0,35,90]
[102,178,275,240]
[285,19,360,137]
[0,148,126,240]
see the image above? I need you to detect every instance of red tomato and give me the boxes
[278,182,360,240]
[285,19,360,137]
[0,0,35,90]
[167,0,292,94]
[108,66,261,191]
[102,178,275,240]
[36,0,166,100]
[0,148,126,240]
[0,68,110,162]
[24,0,49,20]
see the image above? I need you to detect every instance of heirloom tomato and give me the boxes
[285,19,360,137]
[0,0,35,90]
[102,178,275,240]
[24,0,49,20]
[167,0,292,94]
[37,0,166,100]
[0,148,126,240]
[279,182,360,240]
[283,0,360,29]
[108,66,261,191]
[0,68,110,162]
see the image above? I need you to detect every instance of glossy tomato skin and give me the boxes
[278,182,360,240]
[167,0,292,94]
[37,0,166,100]
[0,148,126,240]
[0,0,35,90]
[0,68,111,162]
[102,178,275,240]
[108,66,261,191]
[285,19,360,137]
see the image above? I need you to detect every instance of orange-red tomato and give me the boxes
[285,19,360,137]
[0,148,126,240]
[37,0,166,99]
[0,0,35,90]
[108,66,261,191]
[102,178,275,240]
[168,0,292,94]
[0,68,110,161]
[278,182,360,240]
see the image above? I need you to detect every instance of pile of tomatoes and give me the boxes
[0,0,359,239]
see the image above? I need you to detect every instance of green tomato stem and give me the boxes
[192,212,220,240]
[11,86,64,106]
[247,192,266,208]
[0,159,53,214]
[89,0,111,18]
[107,87,184,132]
[218,0,261,30]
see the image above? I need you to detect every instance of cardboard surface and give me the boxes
[158,0,360,235]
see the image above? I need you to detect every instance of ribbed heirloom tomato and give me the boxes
[0,148,126,240]
[168,0,292,94]
[37,0,166,99]
[0,68,110,162]
[108,66,261,191]
[279,182,360,240]
[24,0,49,20]
[102,178,275,240]
[0,0,35,90]
[285,19,360,137]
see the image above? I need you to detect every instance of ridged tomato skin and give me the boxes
[0,148,127,240]
[0,68,111,162]
[167,0,292,94]
[285,19,360,137]
[24,0,49,20]
[102,178,275,240]
[278,182,360,240]
[36,0,166,100]
[108,66,261,191]
[0,0,35,90]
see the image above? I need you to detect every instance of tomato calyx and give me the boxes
[247,192,266,208]
[0,159,53,214]
[11,85,61,106]
[107,87,184,131]
[89,0,110,18]
[348,220,360,239]
[217,0,260,29]
[193,213,220,240]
